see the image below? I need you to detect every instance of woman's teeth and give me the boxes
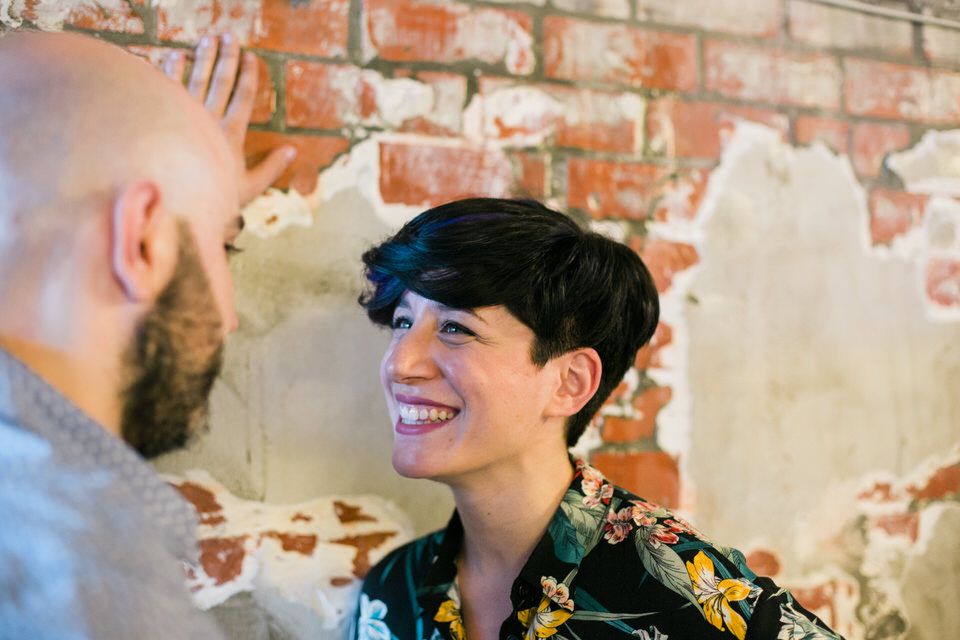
[399,405,455,424]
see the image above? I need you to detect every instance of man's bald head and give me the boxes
[0,31,237,264]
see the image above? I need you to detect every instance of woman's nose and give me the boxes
[384,324,437,382]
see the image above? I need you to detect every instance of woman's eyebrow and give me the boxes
[437,304,487,324]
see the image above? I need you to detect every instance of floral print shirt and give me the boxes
[353,460,843,640]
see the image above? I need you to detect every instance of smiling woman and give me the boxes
[351,198,844,640]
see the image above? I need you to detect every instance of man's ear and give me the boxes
[546,348,602,419]
[111,181,177,302]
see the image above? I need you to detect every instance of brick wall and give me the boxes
[6,1,960,636]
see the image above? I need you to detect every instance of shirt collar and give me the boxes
[415,459,619,616]
[0,347,199,562]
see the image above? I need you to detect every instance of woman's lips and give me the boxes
[395,415,453,435]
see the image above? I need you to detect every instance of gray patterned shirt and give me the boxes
[0,347,225,639]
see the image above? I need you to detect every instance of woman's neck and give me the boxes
[451,447,574,577]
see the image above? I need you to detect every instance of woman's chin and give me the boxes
[391,449,447,480]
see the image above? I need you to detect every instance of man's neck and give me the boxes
[0,334,122,437]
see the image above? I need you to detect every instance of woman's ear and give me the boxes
[110,180,177,302]
[547,348,602,418]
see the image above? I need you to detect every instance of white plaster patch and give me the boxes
[0,0,140,31]
[314,137,422,230]
[153,0,262,43]
[331,69,435,130]
[166,470,413,632]
[463,86,564,146]
[886,129,960,196]
[242,188,313,239]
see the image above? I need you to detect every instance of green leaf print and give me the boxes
[634,534,700,610]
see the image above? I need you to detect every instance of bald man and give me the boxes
[0,31,284,638]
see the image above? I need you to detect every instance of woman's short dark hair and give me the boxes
[359,198,660,447]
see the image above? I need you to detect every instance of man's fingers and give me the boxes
[223,51,258,139]
[162,49,186,84]
[205,34,240,117]
[239,146,296,206]
[186,35,217,100]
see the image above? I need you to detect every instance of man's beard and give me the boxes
[120,222,225,459]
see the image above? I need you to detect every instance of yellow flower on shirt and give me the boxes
[433,599,466,640]
[517,594,573,639]
[685,550,755,640]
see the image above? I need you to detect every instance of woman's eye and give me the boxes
[440,322,474,336]
[391,316,412,330]
[225,244,243,255]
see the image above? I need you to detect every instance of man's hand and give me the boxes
[164,33,295,206]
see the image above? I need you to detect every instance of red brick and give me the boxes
[636,0,781,38]
[845,58,960,123]
[602,416,655,443]
[567,159,707,221]
[852,122,911,178]
[634,321,673,370]
[794,116,849,154]
[857,480,898,502]
[510,152,549,199]
[909,462,960,500]
[925,258,960,308]
[590,450,680,508]
[379,143,516,207]
[869,513,919,541]
[20,0,144,33]
[602,386,672,443]
[544,17,697,91]
[285,62,350,130]
[789,0,913,56]
[252,0,349,57]
[631,237,700,294]
[244,132,349,195]
[364,0,534,75]
[745,548,782,577]
[705,40,841,109]
[788,579,857,629]
[867,188,926,246]
[647,99,789,159]
[158,0,348,58]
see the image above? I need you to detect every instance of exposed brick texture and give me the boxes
[851,122,912,178]
[363,0,534,74]
[544,17,697,91]
[379,142,516,207]
[867,188,926,246]
[634,321,674,370]
[845,58,960,123]
[647,99,789,159]
[635,0,781,37]
[925,258,960,308]
[632,237,700,293]
[705,40,842,109]
[794,116,849,154]
[567,159,707,221]
[21,0,145,32]
[243,132,349,196]
[158,0,349,57]
[788,0,913,56]
[591,450,681,508]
